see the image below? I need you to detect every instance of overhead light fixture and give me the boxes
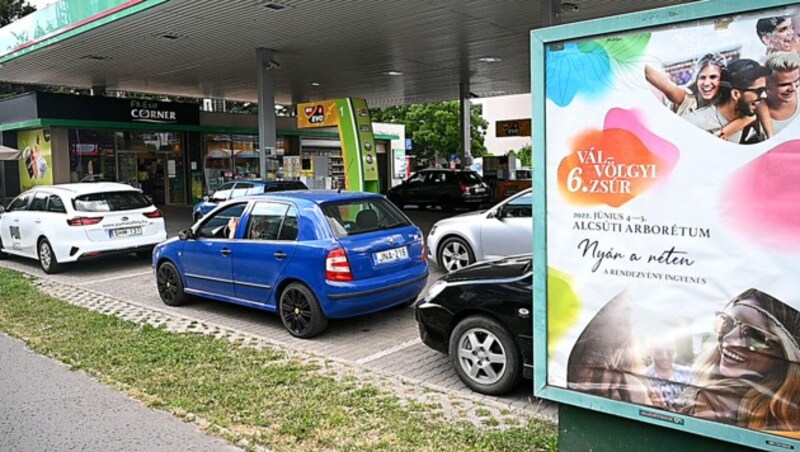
[478,56,502,63]
[80,54,112,61]
[561,2,579,13]
[382,70,403,76]
[310,82,321,86]
[263,2,287,10]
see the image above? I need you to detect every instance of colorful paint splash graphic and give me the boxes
[557,108,679,207]
[722,140,800,249]
[546,34,650,107]
[547,268,581,358]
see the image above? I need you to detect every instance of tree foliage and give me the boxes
[0,0,34,27]
[512,143,532,167]
[371,101,489,163]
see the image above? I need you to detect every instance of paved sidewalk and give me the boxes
[0,333,240,452]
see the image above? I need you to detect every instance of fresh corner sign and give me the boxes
[297,98,379,193]
[130,100,177,123]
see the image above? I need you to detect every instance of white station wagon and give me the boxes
[0,182,167,273]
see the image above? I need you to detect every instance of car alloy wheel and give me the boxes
[279,282,328,339]
[449,315,521,395]
[38,239,62,274]
[438,237,475,272]
[156,261,190,306]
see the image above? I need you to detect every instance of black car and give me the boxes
[415,254,532,395]
[386,169,490,211]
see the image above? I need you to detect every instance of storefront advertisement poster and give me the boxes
[18,129,52,190]
[535,2,800,447]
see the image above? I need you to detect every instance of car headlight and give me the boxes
[423,279,448,302]
[429,224,437,236]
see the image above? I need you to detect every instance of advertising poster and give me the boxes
[18,129,52,190]
[535,2,800,448]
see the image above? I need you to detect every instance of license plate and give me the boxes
[373,246,409,265]
[109,227,143,238]
[474,187,485,193]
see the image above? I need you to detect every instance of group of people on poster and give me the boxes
[646,14,800,144]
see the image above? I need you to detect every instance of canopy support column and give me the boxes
[256,48,278,179]
[459,82,471,168]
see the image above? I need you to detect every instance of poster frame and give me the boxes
[531,0,800,450]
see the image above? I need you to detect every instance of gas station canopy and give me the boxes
[0,0,690,107]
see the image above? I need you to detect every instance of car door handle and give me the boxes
[274,251,287,260]
[35,220,41,224]
[220,248,231,256]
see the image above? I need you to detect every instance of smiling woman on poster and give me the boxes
[677,289,800,437]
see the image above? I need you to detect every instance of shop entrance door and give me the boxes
[118,152,167,205]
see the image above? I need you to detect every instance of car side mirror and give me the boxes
[202,195,209,202]
[0,206,5,214]
[178,228,195,241]
[492,207,506,220]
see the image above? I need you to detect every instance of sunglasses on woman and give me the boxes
[714,311,784,357]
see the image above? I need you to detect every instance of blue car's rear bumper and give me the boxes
[321,263,428,318]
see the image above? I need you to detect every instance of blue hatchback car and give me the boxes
[154,191,429,338]
[192,179,308,221]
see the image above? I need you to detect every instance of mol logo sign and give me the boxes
[297,100,339,128]
[304,104,325,124]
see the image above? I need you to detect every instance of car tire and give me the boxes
[156,261,190,306]
[0,236,7,260]
[449,315,522,395]
[279,282,328,339]
[439,196,455,212]
[136,248,153,260]
[37,238,62,274]
[437,236,475,272]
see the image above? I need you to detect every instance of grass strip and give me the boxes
[0,268,557,451]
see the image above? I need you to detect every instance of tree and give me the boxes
[513,143,532,167]
[371,101,489,165]
[0,0,35,27]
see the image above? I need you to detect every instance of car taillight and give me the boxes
[143,209,163,219]
[67,217,103,226]
[460,183,469,193]
[421,244,427,262]
[326,248,353,282]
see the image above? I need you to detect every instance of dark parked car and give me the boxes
[386,169,490,211]
[192,179,308,221]
[415,254,532,395]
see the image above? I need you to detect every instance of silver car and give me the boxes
[426,188,532,272]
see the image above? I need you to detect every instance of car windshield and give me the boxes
[73,191,152,212]
[321,197,410,238]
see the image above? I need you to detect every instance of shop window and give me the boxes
[69,129,116,183]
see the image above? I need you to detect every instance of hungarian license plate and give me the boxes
[373,246,409,265]
[109,227,143,238]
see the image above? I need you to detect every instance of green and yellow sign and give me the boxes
[297,98,379,193]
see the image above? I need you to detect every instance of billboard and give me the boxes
[18,129,52,190]
[532,1,800,449]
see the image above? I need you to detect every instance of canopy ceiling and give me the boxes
[0,0,692,107]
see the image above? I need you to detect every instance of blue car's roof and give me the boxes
[250,190,383,204]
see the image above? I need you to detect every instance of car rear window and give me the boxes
[73,191,152,212]
[460,172,482,184]
[321,197,411,238]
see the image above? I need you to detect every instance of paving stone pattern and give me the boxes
[27,276,557,431]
